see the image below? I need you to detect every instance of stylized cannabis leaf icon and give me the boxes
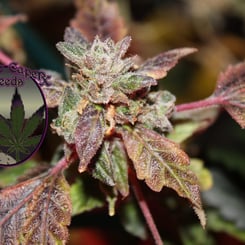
[0,88,45,164]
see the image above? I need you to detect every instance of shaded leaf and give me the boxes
[0,160,37,188]
[41,70,68,108]
[75,104,105,172]
[120,199,148,240]
[10,88,25,138]
[0,115,11,139]
[138,91,175,133]
[0,173,71,244]
[121,125,206,227]
[92,140,129,197]
[214,62,245,128]
[203,169,245,229]
[70,0,127,42]
[138,48,197,80]
[70,177,104,216]
[167,121,200,143]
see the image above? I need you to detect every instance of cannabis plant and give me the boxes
[0,0,245,244]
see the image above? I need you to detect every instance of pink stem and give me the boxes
[50,151,77,176]
[0,50,13,65]
[176,96,223,112]
[130,170,163,245]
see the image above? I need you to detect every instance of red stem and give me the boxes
[176,96,223,112]
[0,50,13,65]
[129,170,163,245]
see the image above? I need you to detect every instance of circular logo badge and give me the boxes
[0,64,48,167]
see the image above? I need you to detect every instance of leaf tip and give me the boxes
[193,206,207,229]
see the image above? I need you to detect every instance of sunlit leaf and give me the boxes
[75,104,105,172]
[70,0,127,42]
[0,173,71,244]
[70,177,104,216]
[92,140,129,197]
[121,125,206,227]
[214,62,245,128]
[138,48,197,80]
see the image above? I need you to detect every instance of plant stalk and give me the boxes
[0,50,13,65]
[175,96,223,112]
[130,170,163,245]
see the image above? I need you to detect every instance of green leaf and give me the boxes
[138,48,197,80]
[189,158,213,191]
[0,173,71,244]
[138,91,175,133]
[167,121,200,143]
[0,160,38,187]
[22,135,42,147]
[207,210,245,242]
[120,200,148,240]
[10,89,25,138]
[92,140,129,197]
[121,125,206,227]
[56,41,87,67]
[70,177,104,216]
[113,73,157,95]
[75,104,105,172]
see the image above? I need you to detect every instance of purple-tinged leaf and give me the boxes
[70,0,127,42]
[138,48,197,80]
[0,173,71,244]
[75,104,105,172]
[121,125,206,228]
[214,63,245,128]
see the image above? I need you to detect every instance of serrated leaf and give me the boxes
[70,0,127,42]
[214,62,245,128]
[70,177,104,216]
[41,70,68,108]
[0,173,71,244]
[10,88,25,138]
[52,86,81,144]
[113,73,157,95]
[138,48,197,80]
[121,125,206,227]
[75,104,105,172]
[92,140,129,197]
[56,41,87,67]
